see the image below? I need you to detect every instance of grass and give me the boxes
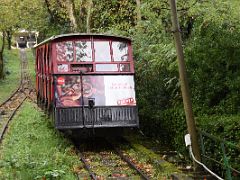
[26,49,36,85]
[0,101,85,179]
[0,48,36,104]
[0,49,21,104]
[124,135,183,179]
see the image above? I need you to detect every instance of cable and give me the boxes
[189,146,224,180]
[185,134,224,180]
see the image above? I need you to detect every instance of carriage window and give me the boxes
[58,64,69,72]
[96,64,118,72]
[75,41,92,62]
[56,41,74,62]
[94,41,111,62]
[112,42,129,61]
[120,64,130,72]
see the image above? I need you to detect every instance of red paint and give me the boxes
[117,98,135,105]
[35,35,136,108]
[57,77,65,85]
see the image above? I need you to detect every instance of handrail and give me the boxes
[197,128,240,180]
[198,129,240,150]
[202,155,240,174]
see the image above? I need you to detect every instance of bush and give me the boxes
[197,115,240,176]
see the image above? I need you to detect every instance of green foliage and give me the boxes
[132,0,180,147]
[0,0,19,31]
[127,3,240,175]
[42,0,74,35]
[91,0,137,34]
[198,115,240,144]
[0,49,20,103]
[197,115,240,172]
[185,1,240,114]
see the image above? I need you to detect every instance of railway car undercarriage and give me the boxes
[55,106,139,129]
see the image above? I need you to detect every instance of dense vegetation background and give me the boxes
[0,0,239,172]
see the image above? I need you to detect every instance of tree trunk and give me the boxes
[136,0,141,24]
[0,50,4,79]
[6,30,12,50]
[66,0,78,32]
[44,0,78,32]
[86,0,93,33]
[44,0,55,21]
[78,0,87,32]
[0,32,6,79]
[58,0,78,32]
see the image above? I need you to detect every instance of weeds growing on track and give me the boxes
[26,49,36,84]
[124,135,182,179]
[0,101,83,179]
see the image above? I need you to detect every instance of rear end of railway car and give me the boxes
[35,34,139,135]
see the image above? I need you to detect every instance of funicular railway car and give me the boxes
[35,33,139,135]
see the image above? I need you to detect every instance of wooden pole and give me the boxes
[168,0,201,169]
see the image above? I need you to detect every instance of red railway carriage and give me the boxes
[35,33,139,132]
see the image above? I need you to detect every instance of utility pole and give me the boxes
[168,0,201,170]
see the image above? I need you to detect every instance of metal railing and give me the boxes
[198,129,240,180]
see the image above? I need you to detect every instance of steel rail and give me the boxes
[114,147,151,180]
[0,49,34,143]
[78,152,98,180]
[105,138,151,180]
[19,49,36,102]
[74,138,150,179]
[0,87,21,107]
[0,96,27,142]
[71,139,98,180]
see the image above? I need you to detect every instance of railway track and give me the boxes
[73,138,152,179]
[0,49,35,142]
[113,145,151,180]
[19,49,36,101]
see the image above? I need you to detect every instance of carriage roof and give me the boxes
[34,33,131,48]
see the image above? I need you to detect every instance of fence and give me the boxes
[198,129,240,180]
